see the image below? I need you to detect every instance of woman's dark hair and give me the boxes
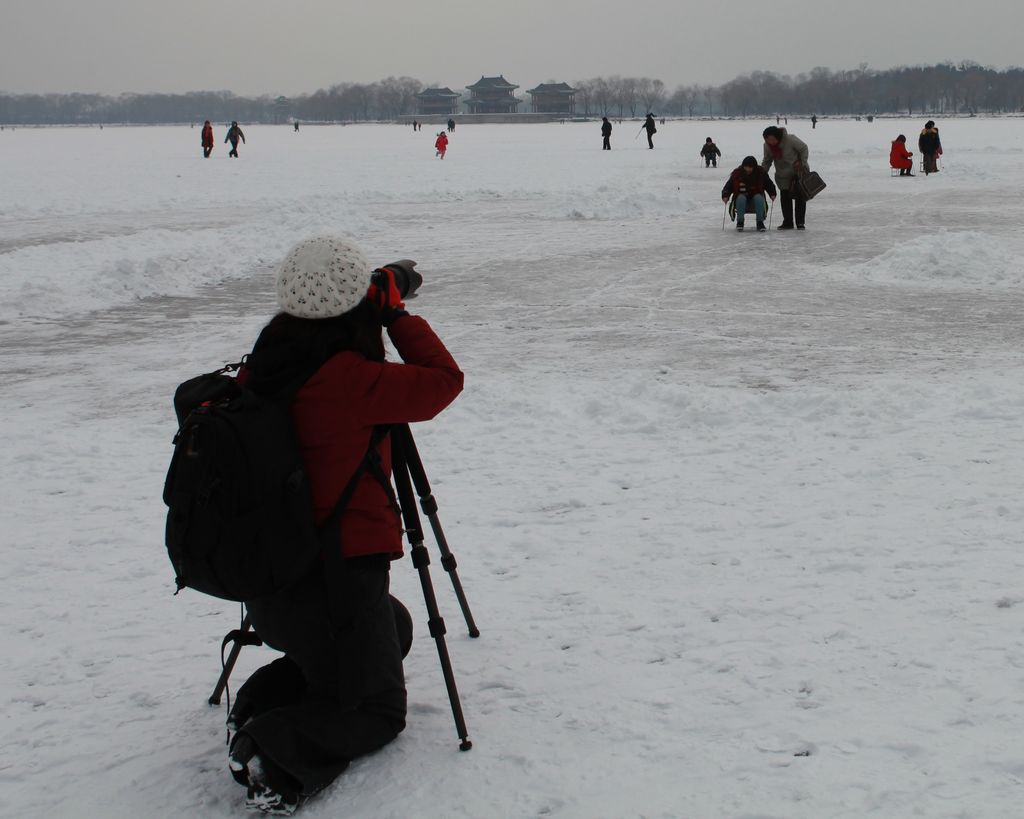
[896,134,906,142]
[762,126,783,140]
[925,120,935,129]
[260,299,385,364]
[706,137,713,143]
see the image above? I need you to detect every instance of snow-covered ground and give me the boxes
[3,119,1024,819]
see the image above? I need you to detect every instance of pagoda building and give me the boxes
[465,76,521,114]
[526,82,577,115]
[415,87,461,117]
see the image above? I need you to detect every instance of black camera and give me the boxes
[373,260,423,300]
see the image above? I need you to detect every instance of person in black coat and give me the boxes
[225,121,246,158]
[601,117,612,150]
[643,113,657,149]
[918,120,942,175]
[721,155,778,232]
[700,137,722,167]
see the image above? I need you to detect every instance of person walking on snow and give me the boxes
[643,113,657,149]
[700,137,722,167]
[601,117,612,150]
[225,121,246,158]
[224,236,463,815]
[201,120,214,158]
[722,155,777,232]
[761,125,811,230]
[918,120,942,175]
[889,135,914,176]
[435,131,448,159]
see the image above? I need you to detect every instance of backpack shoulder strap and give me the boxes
[317,425,395,550]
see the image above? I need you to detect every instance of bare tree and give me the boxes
[639,78,667,114]
[574,79,594,116]
[702,85,715,116]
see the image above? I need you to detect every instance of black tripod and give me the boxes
[209,423,478,752]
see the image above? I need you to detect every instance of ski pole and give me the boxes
[634,126,644,140]
[722,200,729,231]
[768,197,775,230]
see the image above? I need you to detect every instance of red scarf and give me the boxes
[769,143,784,159]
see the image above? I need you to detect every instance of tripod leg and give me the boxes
[392,441,473,751]
[393,424,480,638]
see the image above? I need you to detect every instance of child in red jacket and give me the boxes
[435,131,448,159]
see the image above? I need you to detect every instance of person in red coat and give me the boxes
[226,235,463,814]
[890,134,914,176]
[435,131,448,159]
[201,120,214,158]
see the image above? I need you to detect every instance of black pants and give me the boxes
[704,157,716,167]
[228,140,239,157]
[647,132,654,149]
[779,186,807,227]
[203,146,212,158]
[235,557,407,797]
[602,136,610,150]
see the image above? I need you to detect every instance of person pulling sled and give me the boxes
[762,125,811,230]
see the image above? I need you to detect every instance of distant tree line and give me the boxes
[581,62,1024,118]
[2,63,1024,125]
[0,76,425,125]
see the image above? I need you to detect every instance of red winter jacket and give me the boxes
[201,124,214,148]
[435,134,448,152]
[273,314,463,560]
[890,140,913,169]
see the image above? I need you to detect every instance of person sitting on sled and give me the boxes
[700,137,722,167]
[722,155,777,232]
[889,134,914,176]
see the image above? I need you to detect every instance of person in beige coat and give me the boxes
[761,126,810,230]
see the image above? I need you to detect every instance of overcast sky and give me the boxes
[2,0,1020,96]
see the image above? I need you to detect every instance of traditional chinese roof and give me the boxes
[417,87,460,98]
[466,75,519,91]
[527,82,576,95]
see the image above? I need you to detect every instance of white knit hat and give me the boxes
[275,235,370,319]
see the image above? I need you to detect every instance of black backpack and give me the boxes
[163,360,388,602]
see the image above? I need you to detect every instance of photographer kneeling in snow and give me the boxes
[225,236,464,814]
